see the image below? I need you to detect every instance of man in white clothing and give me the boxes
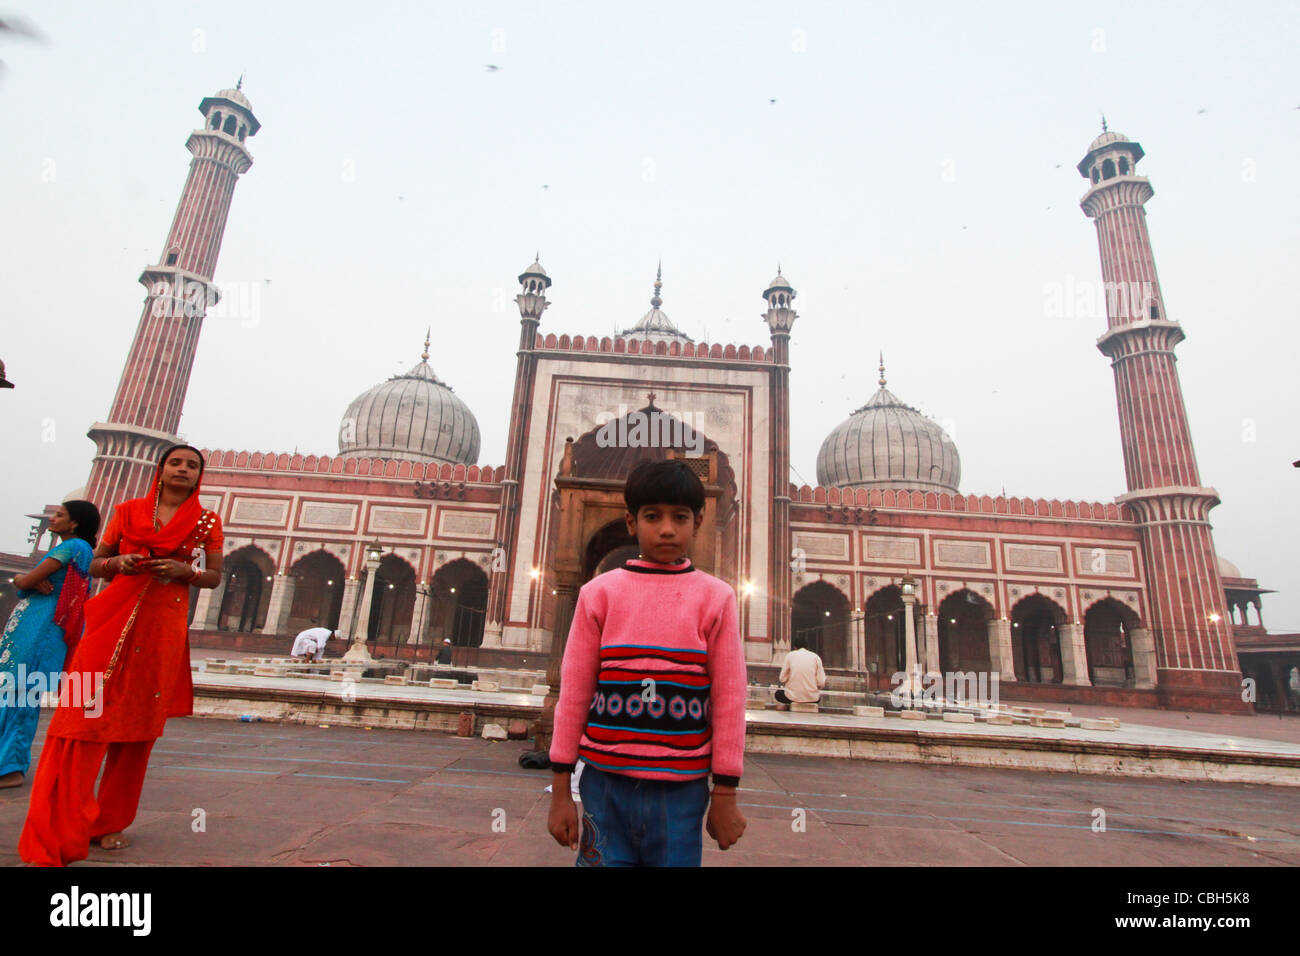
[291,626,333,661]
[776,635,826,706]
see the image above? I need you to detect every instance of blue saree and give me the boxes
[0,538,94,777]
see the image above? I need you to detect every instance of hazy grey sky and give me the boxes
[2,1,1297,628]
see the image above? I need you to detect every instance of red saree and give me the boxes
[51,473,222,742]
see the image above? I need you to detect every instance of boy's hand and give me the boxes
[548,786,580,850]
[705,789,747,850]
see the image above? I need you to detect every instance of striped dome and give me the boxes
[816,375,960,495]
[339,350,480,465]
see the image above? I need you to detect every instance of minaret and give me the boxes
[1078,126,1244,711]
[84,83,260,515]
[483,257,551,645]
[762,269,796,657]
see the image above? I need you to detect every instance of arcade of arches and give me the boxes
[783,581,1149,690]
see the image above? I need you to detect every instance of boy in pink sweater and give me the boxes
[547,459,748,865]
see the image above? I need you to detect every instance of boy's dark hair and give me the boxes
[791,634,807,651]
[624,459,705,516]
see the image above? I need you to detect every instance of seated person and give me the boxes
[291,625,333,661]
[436,638,453,665]
[776,635,826,706]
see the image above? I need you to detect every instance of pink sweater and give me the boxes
[549,557,746,786]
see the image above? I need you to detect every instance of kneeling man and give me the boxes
[776,635,826,706]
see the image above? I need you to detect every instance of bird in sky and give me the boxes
[486,64,500,72]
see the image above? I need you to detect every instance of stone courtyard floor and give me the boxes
[1,716,1297,867]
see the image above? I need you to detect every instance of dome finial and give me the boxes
[237,73,244,91]
[421,328,430,362]
[1101,113,1107,133]
[878,351,887,388]
[651,262,663,309]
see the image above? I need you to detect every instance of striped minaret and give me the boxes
[763,270,796,657]
[1078,125,1246,712]
[483,258,551,646]
[84,83,260,515]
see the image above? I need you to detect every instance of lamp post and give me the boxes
[901,572,920,702]
[344,540,383,661]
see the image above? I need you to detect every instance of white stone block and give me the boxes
[428,678,459,689]
[481,723,508,740]
[943,712,976,723]
[472,680,501,693]
[981,714,1015,725]
[1031,716,1066,728]
[1080,717,1121,731]
[253,666,280,677]
[531,684,551,696]
[853,705,885,717]
[899,710,928,721]
[383,675,408,686]
[789,702,819,714]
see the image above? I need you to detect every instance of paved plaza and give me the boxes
[1,716,1297,867]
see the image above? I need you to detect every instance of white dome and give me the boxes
[1217,555,1244,579]
[339,354,480,465]
[816,378,960,495]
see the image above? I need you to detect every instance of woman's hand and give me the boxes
[34,580,54,595]
[113,554,142,576]
[145,559,195,581]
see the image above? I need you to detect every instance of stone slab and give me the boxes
[531,684,551,696]
[853,706,885,717]
[1080,717,1121,731]
[384,675,408,686]
[899,710,928,721]
[1031,716,1067,728]
[481,723,508,741]
[472,681,501,693]
[943,712,976,724]
[790,702,819,714]
[428,678,459,689]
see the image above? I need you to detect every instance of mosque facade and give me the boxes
[11,87,1290,715]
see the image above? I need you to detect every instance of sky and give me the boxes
[1,1,1297,629]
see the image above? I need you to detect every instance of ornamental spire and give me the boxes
[421,328,430,362]
[878,351,887,387]
[651,261,663,309]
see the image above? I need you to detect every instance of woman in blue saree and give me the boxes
[0,500,100,788]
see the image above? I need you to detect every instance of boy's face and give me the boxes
[626,503,703,564]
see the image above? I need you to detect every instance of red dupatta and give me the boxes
[52,561,90,656]
[64,464,205,699]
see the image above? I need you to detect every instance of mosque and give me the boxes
[6,85,1296,715]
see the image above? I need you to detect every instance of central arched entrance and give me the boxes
[862,585,906,683]
[1011,594,1066,683]
[1084,597,1139,686]
[937,588,993,675]
[584,519,639,580]
[428,558,490,647]
[366,554,416,643]
[218,545,274,632]
[287,549,346,632]
[792,580,851,670]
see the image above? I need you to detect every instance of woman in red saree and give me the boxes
[19,444,224,866]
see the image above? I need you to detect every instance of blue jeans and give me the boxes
[576,764,711,867]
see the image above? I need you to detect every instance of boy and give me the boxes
[547,459,748,866]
